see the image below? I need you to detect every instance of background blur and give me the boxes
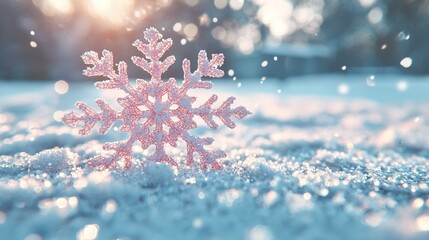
[0,0,428,81]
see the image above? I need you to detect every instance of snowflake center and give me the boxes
[153,100,169,113]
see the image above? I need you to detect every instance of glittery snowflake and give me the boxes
[63,27,251,170]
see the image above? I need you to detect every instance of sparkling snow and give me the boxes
[0,74,429,239]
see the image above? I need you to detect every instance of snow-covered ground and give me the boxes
[0,74,429,240]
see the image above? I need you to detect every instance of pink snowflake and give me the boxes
[63,27,251,170]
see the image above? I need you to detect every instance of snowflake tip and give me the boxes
[62,111,80,128]
[197,50,224,78]
[144,27,163,43]
[234,106,252,120]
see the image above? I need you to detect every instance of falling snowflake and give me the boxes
[63,27,251,170]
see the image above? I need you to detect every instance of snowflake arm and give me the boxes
[196,95,251,130]
[82,50,134,94]
[88,137,135,169]
[131,28,176,81]
[64,50,138,136]
[63,99,118,135]
[183,133,226,170]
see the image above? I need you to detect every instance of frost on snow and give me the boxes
[62,27,251,170]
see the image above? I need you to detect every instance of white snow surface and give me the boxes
[0,74,429,240]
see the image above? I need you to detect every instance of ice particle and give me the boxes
[77,224,99,240]
[183,23,198,39]
[30,41,38,48]
[229,0,244,10]
[54,80,69,95]
[24,234,42,240]
[303,192,312,200]
[364,212,382,227]
[0,211,6,224]
[104,199,117,213]
[173,22,182,32]
[319,188,329,197]
[261,60,268,67]
[366,75,376,87]
[214,0,227,9]
[228,69,235,76]
[53,111,64,122]
[56,198,68,209]
[367,7,383,24]
[396,80,408,91]
[417,215,429,231]
[338,84,349,95]
[400,57,412,68]
[248,225,272,240]
[412,198,424,209]
[193,218,203,228]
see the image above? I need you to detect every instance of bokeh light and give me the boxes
[32,0,74,16]
[54,80,69,95]
[0,0,428,80]
[400,57,413,68]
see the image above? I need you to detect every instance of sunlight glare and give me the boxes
[33,0,74,16]
[88,0,135,28]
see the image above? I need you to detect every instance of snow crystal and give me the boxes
[400,57,413,68]
[63,27,251,170]
[0,211,6,224]
[366,75,376,87]
[396,80,408,91]
[338,83,349,94]
[30,41,37,48]
[417,215,429,231]
[77,224,99,240]
[54,80,69,95]
[228,69,235,76]
[248,225,272,240]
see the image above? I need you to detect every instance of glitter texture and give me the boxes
[62,27,251,170]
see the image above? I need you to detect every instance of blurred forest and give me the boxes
[0,0,428,81]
